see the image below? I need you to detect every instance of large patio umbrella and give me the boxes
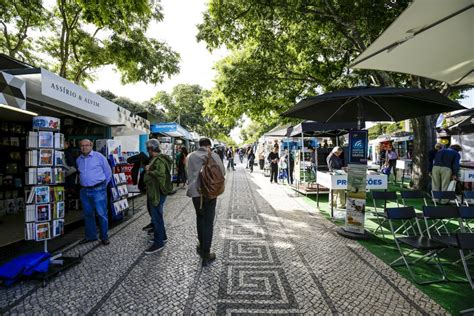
[350,0,474,86]
[281,86,465,128]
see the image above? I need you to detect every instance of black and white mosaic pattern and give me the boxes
[0,167,448,315]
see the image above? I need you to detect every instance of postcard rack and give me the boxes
[25,122,66,250]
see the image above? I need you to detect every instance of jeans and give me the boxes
[80,184,108,241]
[227,159,235,170]
[192,197,216,254]
[149,195,168,247]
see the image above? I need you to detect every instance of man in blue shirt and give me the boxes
[76,139,112,245]
[431,144,462,194]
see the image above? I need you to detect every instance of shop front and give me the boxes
[0,64,149,250]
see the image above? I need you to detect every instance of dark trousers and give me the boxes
[192,197,217,254]
[249,159,254,172]
[270,163,278,183]
[259,159,264,170]
[389,159,397,181]
[289,163,294,184]
[176,167,186,186]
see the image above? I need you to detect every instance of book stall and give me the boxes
[0,58,150,272]
[150,122,191,181]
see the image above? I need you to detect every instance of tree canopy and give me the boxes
[197,0,465,189]
[1,0,180,85]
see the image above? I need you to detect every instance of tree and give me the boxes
[151,84,233,138]
[1,0,180,85]
[0,0,50,62]
[198,0,463,190]
[241,120,275,144]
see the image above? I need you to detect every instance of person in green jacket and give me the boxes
[144,139,173,254]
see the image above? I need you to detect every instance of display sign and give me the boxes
[33,116,60,130]
[150,122,190,139]
[348,130,368,164]
[345,164,367,234]
[460,168,474,182]
[41,69,119,121]
[396,159,412,170]
[316,171,387,190]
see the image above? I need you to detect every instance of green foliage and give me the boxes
[0,0,179,85]
[368,123,390,140]
[151,84,234,138]
[96,89,144,113]
[0,0,50,63]
[240,120,275,144]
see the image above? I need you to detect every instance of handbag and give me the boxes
[447,180,456,192]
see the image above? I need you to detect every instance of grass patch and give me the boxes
[302,184,473,315]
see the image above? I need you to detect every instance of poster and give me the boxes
[344,129,369,235]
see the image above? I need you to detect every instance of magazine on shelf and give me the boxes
[53,168,65,184]
[25,204,35,222]
[53,219,64,237]
[113,174,120,185]
[36,167,52,184]
[111,187,119,200]
[54,133,64,149]
[26,150,38,166]
[5,199,17,214]
[38,131,54,148]
[27,131,38,148]
[35,222,51,241]
[54,201,65,219]
[35,204,51,222]
[117,184,128,196]
[118,173,127,183]
[51,186,65,202]
[39,149,53,166]
[34,186,50,204]
[25,222,35,240]
[10,137,19,147]
[54,150,64,166]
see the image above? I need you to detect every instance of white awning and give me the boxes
[351,0,474,86]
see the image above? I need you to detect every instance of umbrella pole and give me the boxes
[357,99,364,130]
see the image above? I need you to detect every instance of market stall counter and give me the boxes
[316,170,388,217]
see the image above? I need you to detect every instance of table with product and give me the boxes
[316,170,388,217]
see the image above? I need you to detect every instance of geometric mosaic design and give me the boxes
[0,71,26,109]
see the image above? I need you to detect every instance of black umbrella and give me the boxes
[282,86,465,128]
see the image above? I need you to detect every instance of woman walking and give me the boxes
[248,147,256,173]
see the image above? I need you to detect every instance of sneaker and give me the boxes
[202,252,216,267]
[142,223,153,231]
[101,239,110,246]
[145,244,165,254]
[148,237,167,243]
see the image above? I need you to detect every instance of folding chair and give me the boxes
[431,191,460,206]
[458,206,474,233]
[400,190,429,230]
[456,233,474,290]
[422,206,460,248]
[386,206,448,284]
[463,191,474,206]
[371,191,399,239]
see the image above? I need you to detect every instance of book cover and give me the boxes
[54,168,65,184]
[35,222,51,241]
[119,173,127,183]
[36,204,51,222]
[38,131,54,148]
[111,187,119,200]
[37,168,52,184]
[53,219,64,237]
[39,149,53,166]
[113,174,120,185]
[54,150,64,166]
[55,201,65,218]
[35,186,50,204]
[53,186,65,202]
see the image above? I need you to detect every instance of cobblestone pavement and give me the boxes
[1,166,446,315]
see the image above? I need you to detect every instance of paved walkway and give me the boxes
[1,167,446,315]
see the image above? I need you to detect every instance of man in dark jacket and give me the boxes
[267,147,279,183]
[431,144,462,193]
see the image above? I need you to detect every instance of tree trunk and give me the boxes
[410,115,437,191]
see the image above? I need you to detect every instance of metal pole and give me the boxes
[302,132,305,183]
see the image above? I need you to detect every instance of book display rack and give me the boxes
[24,117,81,279]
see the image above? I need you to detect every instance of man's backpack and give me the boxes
[200,150,225,199]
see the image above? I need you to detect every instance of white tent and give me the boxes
[350,0,474,86]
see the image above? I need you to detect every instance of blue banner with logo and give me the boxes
[348,130,368,165]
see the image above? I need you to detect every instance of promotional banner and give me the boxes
[345,130,369,235]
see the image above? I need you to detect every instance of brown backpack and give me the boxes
[200,149,225,199]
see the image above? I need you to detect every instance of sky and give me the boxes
[86,0,227,102]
